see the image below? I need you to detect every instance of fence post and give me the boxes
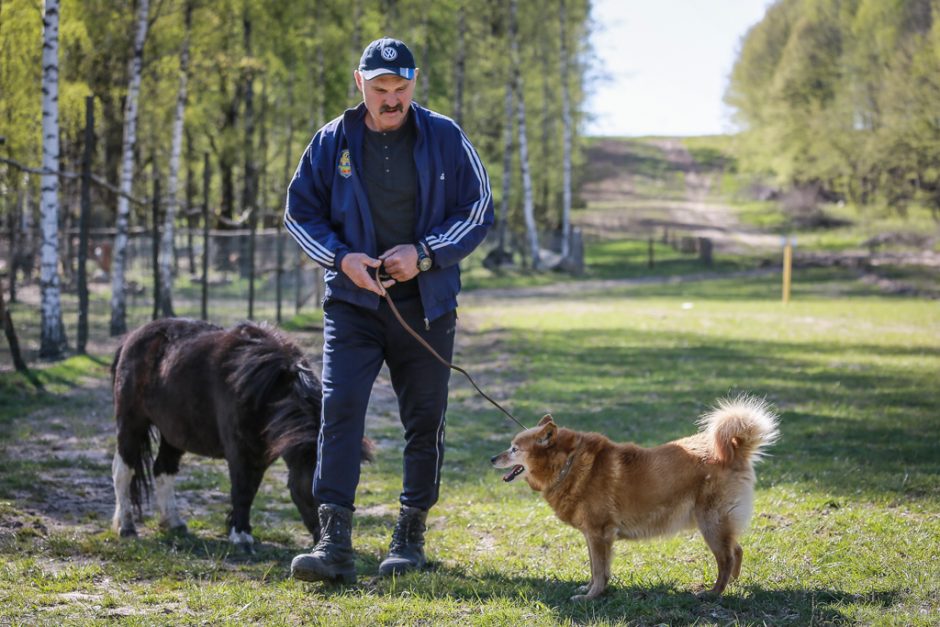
[295,247,302,315]
[275,222,283,324]
[201,153,210,320]
[151,177,161,321]
[77,95,94,353]
[248,209,256,320]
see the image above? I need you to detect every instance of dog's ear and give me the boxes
[536,420,557,446]
[538,414,554,426]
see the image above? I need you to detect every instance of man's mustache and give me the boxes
[380,104,403,113]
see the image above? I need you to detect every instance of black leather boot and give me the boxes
[291,503,356,584]
[378,505,428,576]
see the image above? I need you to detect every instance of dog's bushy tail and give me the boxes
[698,395,779,466]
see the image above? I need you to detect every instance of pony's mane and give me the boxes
[223,322,320,461]
[225,322,303,412]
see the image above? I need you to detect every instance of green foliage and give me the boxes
[726,0,940,217]
[1,0,592,234]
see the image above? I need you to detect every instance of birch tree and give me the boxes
[498,71,513,258]
[510,0,540,269]
[39,0,67,358]
[158,0,193,318]
[110,0,150,336]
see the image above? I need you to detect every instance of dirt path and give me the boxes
[578,138,780,253]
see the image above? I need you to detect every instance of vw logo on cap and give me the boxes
[381,47,398,61]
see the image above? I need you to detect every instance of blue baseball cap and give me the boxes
[358,37,416,80]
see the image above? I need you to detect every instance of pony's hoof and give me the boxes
[118,527,138,538]
[228,528,255,554]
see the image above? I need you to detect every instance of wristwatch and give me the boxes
[415,242,433,272]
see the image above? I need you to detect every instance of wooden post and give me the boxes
[782,237,793,304]
[247,209,256,320]
[698,237,713,267]
[151,177,161,321]
[275,222,283,324]
[77,96,94,353]
[295,247,302,315]
[201,153,210,320]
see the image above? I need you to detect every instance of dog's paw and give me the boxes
[570,593,591,602]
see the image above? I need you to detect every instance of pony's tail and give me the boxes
[698,395,779,466]
[121,428,155,516]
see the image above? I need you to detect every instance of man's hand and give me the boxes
[340,252,395,296]
[379,244,420,283]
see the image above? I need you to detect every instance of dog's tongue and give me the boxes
[503,465,524,482]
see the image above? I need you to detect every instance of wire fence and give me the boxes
[0,227,323,366]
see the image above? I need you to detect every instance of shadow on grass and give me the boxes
[305,562,898,625]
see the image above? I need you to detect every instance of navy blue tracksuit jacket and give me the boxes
[284,102,494,511]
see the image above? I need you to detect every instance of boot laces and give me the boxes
[314,508,349,552]
[389,512,424,553]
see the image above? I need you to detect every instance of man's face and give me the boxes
[355,71,417,132]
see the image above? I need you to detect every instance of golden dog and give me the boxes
[491,396,778,601]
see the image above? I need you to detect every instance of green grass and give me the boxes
[1,270,938,624]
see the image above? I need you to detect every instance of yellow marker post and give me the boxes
[782,236,793,304]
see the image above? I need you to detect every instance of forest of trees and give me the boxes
[726,0,940,217]
[0,0,591,359]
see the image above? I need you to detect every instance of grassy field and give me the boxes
[1,266,938,625]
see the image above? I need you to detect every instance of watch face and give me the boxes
[418,256,433,272]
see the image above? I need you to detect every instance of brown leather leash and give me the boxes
[379,277,528,431]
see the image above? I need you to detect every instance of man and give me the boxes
[284,37,493,584]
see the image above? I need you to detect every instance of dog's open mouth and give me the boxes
[503,465,525,482]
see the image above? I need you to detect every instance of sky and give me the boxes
[585,0,774,137]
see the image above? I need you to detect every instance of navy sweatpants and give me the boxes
[314,296,455,511]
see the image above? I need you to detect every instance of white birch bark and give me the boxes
[560,0,573,259]
[510,0,540,269]
[39,0,67,358]
[110,0,150,336]
[159,0,192,317]
[499,74,513,254]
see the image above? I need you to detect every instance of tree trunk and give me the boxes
[420,12,430,104]
[110,0,150,336]
[21,176,35,283]
[453,6,465,126]
[498,73,513,255]
[347,0,362,103]
[77,95,94,354]
[278,70,295,325]
[39,0,68,358]
[241,1,257,279]
[159,0,192,318]
[185,129,196,275]
[559,0,572,259]
[510,0,539,269]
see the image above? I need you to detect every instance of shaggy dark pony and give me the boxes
[110,318,372,551]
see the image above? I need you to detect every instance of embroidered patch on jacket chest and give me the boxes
[338,150,352,178]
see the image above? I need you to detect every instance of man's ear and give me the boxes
[538,414,554,427]
[536,421,557,446]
